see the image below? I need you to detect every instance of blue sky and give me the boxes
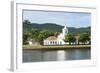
[23,10,91,28]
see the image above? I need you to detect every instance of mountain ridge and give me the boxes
[23,23,91,34]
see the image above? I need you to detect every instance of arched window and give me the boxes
[57,41,59,45]
[60,41,62,45]
[55,41,57,45]
[50,41,52,45]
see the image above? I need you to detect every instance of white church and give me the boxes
[43,24,68,45]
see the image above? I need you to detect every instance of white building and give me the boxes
[43,24,68,45]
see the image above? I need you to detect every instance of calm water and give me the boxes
[23,48,90,62]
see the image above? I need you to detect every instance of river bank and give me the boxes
[23,45,91,50]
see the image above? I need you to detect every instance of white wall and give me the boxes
[16,0,96,8]
[0,0,100,73]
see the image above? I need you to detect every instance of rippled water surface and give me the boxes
[23,48,90,62]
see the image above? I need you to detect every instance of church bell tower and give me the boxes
[62,24,68,39]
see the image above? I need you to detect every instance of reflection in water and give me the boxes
[65,48,90,60]
[23,48,90,62]
[57,50,65,61]
[42,51,58,61]
[75,49,81,59]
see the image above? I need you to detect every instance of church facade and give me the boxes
[43,24,68,45]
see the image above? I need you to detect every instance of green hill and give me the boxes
[23,22,90,34]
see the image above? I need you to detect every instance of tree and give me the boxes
[30,28,40,42]
[23,32,31,45]
[54,32,60,37]
[23,20,31,25]
[79,33,90,44]
[38,30,50,45]
[64,34,76,45]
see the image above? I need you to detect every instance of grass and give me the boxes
[23,45,91,50]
